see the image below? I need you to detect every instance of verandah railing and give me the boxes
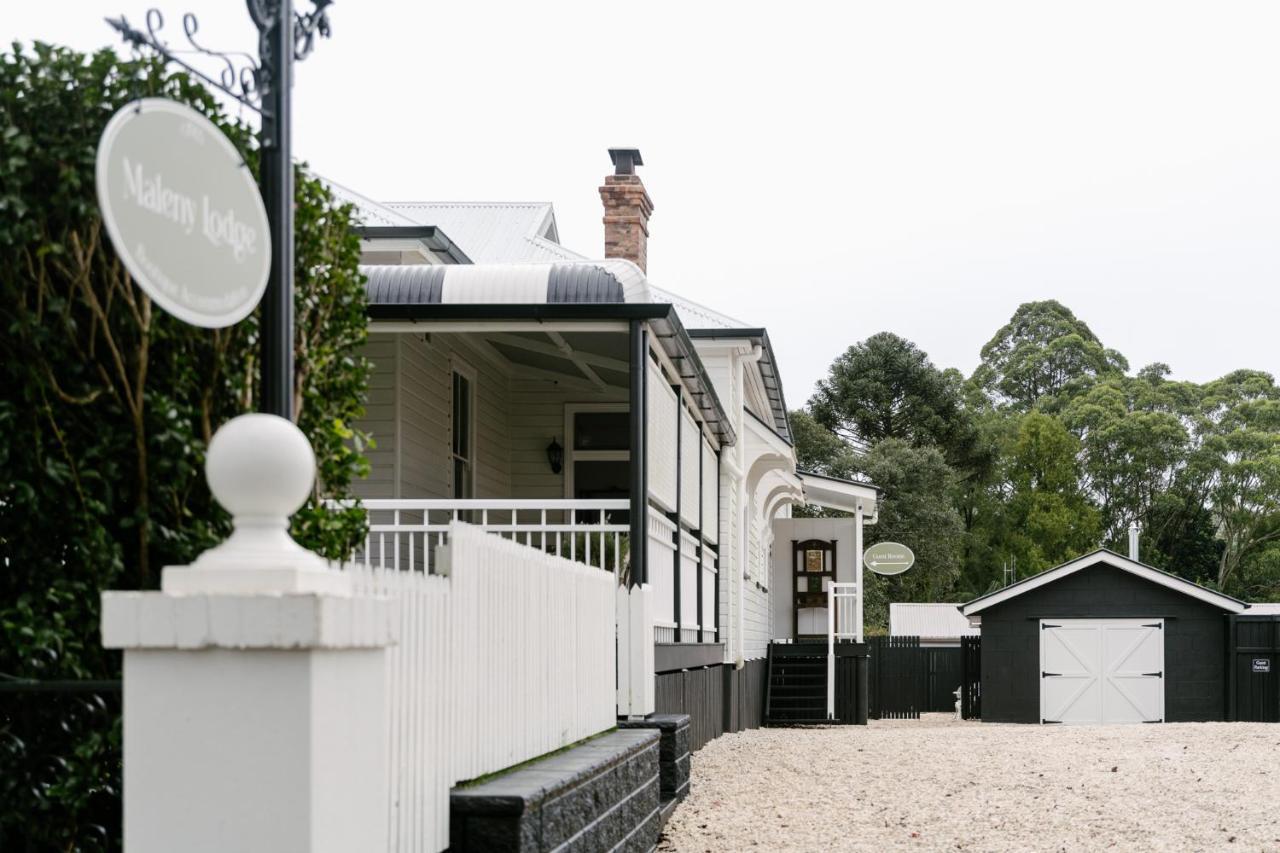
[327,498,630,574]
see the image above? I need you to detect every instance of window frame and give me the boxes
[563,402,630,500]
[450,359,477,499]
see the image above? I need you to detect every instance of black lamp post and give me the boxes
[108,2,333,422]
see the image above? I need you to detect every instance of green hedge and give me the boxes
[0,42,372,850]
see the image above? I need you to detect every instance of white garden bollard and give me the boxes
[102,414,396,853]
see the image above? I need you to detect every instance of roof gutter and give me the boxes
[686,327,791,443]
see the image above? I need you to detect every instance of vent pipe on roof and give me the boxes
[1128,523,1140,561]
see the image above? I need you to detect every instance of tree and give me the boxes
[809,332,976,468]
[973,300,1128,410]
[1061,370,1198,545]
[852,439,965,627]
[0,43,371,850]
[788,409,859,479]
[1197,371,1280,590]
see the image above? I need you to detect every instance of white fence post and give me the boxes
[616,583,655,717]
[101,415,397,853]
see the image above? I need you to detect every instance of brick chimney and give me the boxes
[599,148,653,272]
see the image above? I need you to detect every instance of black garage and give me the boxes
[960,549,1246,724]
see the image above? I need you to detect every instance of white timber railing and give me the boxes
[648,512,678,642]
[345,522,617,852]
[330,498,630,574]
[827,581,863,719]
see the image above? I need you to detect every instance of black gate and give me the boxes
[868,636,922,719]
[1227,615,1280,722]
[960,636,982,720]
[925,647,963,712]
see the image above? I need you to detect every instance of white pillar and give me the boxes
[616,582,655,717]
[101,415,396,853]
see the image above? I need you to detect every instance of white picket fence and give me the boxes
[345,522,618,852]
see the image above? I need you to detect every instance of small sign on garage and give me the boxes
[1252,658,1271,674]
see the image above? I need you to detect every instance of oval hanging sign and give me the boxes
[863,542,915,576]
[95,98,270,328]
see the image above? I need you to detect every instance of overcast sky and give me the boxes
[11,2,1280,406]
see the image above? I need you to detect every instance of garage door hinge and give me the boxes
[1042,671,1062,677]
[1141,671,1162,678]
[1042,719,1062,724]
[1042,623,1061,630]
[1142,719,1164,724]
[1142,623,1162,629]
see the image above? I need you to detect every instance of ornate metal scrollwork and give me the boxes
[106,2,333,113]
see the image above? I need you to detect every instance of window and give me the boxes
[451,366,474,498]
[565,405,629,501]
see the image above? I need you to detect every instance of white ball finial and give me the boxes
[206,413,316,519]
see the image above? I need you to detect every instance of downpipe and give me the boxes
[735,345,764,669]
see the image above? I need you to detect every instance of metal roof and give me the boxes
[889,603,980,640]
[383,201,582,264]
[960,549,1247,616]
[1245,603,1280,614]
[351,226,471,265]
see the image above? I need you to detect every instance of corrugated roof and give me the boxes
[383,202,582,264]
[889,603,980,640]
[1246,603,1280,614]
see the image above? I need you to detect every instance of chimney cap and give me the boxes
[608,148,644,175]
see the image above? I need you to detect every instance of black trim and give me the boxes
[685,327,791,443]
[672,383,683,642]
[629,320,648,587]
[654,642,725,673]
[368,302,670,321]
[353,225,472,264]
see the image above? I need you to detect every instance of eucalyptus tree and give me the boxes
[1061,365,1199,545]
[1197,370,1280,589]
[973,300,1128,411]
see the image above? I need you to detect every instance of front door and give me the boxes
[793,539,836,639]
[1040,618,1165,724]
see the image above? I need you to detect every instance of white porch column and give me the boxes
[101,415,396,853]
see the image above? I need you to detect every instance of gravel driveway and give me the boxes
[658,714,1280,852]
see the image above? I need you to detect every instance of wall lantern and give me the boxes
[546,437,564,475]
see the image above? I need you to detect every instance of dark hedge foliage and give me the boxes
[0,42,371,851]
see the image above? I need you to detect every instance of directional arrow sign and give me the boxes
[863,542,915,576]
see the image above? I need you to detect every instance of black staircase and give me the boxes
[764,643,830,724]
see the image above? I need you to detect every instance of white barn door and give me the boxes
[1040,619,1164,724]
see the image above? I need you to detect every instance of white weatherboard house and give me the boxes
[100,151,882,853]
[329,150,879,727]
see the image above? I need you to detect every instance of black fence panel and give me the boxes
[0,679,122,853]
[925,647,963,712]
[867,636,922,719]
[1227,616,1280,723]
[961,636,982,720]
